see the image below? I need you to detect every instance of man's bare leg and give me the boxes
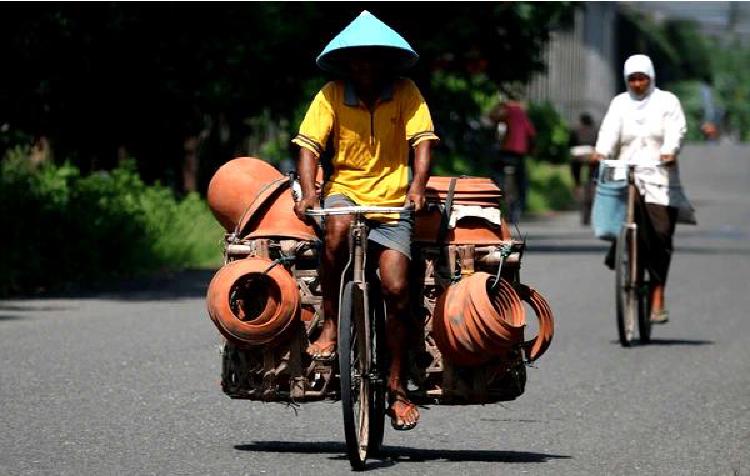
[378,248,419,430]
[307,213,352,359]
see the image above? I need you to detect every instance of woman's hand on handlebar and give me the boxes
[660,154,677,166]
[591,153,606,163]
[294,195,318,220]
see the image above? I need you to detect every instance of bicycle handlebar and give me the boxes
[304,205,414,217]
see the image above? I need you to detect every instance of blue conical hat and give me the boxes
[316,10,419,75]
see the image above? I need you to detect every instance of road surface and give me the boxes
[1,144,748,475]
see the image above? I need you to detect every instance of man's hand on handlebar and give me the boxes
[294,195,318,220]
[406,187,426,213]
[591,153,605,163]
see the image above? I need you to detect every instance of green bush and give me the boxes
[528,101,571,164]
[526,157,575,214]
[0,150,223,296]
[669,80,710,141]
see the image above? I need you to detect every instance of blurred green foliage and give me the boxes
[620,12,750,141]
[0,150,223,296]
[669,81,710,142]
[0,3,572,182]
[526,158,575,214]
[0,3,581,294]
[528,102,571,165]
[710,40,750,141]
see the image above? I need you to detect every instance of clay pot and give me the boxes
[207,157,285,233]
[515,284,555,361]
[242,184,319,242]
[425,176,503,207]
[414,211,511,244]
[206,157,319,241]
[415,176,510,244]
[432,273,526,366]
[206,257,299,346]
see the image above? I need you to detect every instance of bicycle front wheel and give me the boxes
[615,226,637,346]
[339,281,373,470]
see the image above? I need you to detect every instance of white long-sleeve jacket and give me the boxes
[595,88,686,162]
[595,88,694,219]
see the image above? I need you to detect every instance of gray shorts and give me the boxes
[323,194,413,260]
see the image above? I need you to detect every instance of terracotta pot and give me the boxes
[426,176,503,197]
[207,157,285,233]
[242,184,319,242]
[515,284,555,361]
[207,156,319,241]
[414,211,510,244]
[206,257,299,346]
[414,175,511,244]
[432,273,527,366]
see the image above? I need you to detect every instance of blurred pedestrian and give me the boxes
[489,96,536,224]
[569,113,599,224]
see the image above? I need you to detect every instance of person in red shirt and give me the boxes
[489,98,536,224]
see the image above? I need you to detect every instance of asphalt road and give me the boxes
[1,144,749,475]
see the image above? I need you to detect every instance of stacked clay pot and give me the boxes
[432,273,525,366]
[205,157,321,347]
[433,272,554,366]
[415,176,511,244]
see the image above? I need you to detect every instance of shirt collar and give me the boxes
[343,80,394,107]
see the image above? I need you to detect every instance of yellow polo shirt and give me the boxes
[292,79,438,211]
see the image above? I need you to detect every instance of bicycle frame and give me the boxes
[305,205,411,468]
[626,166,638,293]
[615,164,651,345]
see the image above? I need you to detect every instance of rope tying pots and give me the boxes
[206,257,300,347]
[432,273,554,366]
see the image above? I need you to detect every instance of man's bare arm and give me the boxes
[407,141,432,212]
[294,147,319,218]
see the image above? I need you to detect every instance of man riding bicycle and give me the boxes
[292,11,439,431]
[593,54,694,324]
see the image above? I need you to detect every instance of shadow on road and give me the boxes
[5,269,217,302]
[527,244,750,256]
[610,338,715,347]
[0,314,26,322]
[526,244,609,254]
[645,338,715,346]
[235,440,570,467]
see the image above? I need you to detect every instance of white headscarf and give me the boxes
[624,54,656,99]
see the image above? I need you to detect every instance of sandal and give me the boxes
[650,309,669,325]
[306,341,337,361]
[387,392,420,431]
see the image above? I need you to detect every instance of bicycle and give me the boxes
[305,204,412,470]
[614,164,651,346]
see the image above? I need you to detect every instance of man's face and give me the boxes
[348,58,385,91]
[627,72,651,97]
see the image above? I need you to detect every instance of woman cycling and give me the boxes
[593,54,695,325]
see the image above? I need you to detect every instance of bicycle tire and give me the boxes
[366,282,386,457]
[615,226,637,346]
[339,280,371,470]
[636,247,652,344]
